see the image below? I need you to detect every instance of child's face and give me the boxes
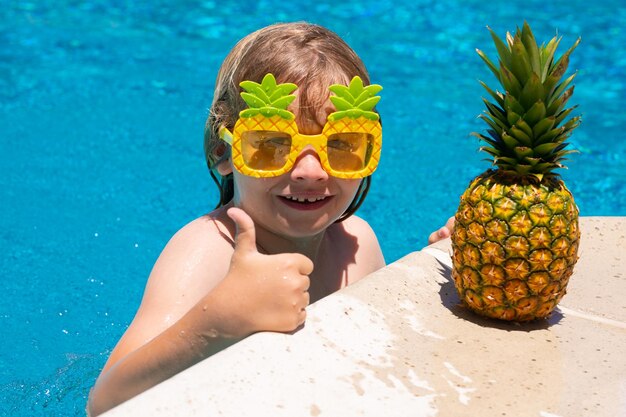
[231,100,363,238]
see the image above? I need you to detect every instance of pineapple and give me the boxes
[451,22,582,321]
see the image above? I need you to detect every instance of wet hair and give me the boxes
[204,22,373,221]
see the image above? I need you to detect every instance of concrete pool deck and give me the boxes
[102,216,625,417]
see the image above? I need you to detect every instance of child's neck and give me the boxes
[255,226,326,262]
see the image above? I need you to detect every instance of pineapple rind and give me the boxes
[451,170,580,321]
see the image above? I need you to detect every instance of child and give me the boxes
[88,22,386,415]
[88,22,452,415]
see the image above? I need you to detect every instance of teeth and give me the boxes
[284,195,327,203]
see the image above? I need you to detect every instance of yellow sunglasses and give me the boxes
[218,73,382,179]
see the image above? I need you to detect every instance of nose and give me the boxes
[290,146,329,182]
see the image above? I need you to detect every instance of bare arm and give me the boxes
[88,215,235,416]
[87,294,240,416]
[88,209,312,416]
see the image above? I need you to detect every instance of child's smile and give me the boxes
[233,164,360,238]
[279,194,334,210]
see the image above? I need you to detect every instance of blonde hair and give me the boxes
[205,22,373,219]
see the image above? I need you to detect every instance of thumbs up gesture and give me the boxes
[207,207,313,338]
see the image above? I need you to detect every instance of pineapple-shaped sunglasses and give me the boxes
[219,73,382,178]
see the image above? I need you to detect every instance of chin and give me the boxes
[272,215,339,238]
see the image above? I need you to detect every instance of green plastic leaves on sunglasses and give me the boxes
[328,76,382,122]
[237,73,382,122]
[239,74,297,120]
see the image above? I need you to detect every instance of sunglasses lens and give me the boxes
[241,131,292,171]
[327,132,373,172]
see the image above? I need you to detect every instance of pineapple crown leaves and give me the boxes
[239,73,297,120]
[474,21,582,181]
[327,76,382,122]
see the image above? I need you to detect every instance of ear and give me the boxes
[212,141,233,176]
[215,158,233,176]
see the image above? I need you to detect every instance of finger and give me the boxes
[427,231,437,245]
[301,275,310,292]
[297,308,307,327]
[438,226,451,238]
[292,288,309,311]
[227,207,258,253]
[428,227,449,244]
[276,252,314,275]
[445,216,456,231]
[295,254,314,275]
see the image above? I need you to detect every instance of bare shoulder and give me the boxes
[130,208,236,333]
[328,215,386,282]
[159,209,234,260]
[144,208,235,304]
[338,215,381,251]
[339,214,377,236]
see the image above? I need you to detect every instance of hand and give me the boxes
[207,207,313,338]
[428,216,455,245]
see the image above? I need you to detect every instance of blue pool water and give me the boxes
[1,1,625,415]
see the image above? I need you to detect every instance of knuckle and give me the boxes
[282,257,297,269]
[303,256,314,270]
[282,275,298,291]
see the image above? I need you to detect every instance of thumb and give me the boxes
[227,207,258,253]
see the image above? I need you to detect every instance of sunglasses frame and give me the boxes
[219,115,382,179]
